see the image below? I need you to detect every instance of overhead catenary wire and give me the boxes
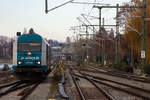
[70,1,109,6]
[45,0,109,13]
[81,14,97,32]
[46,0,74,13]
[77,17,97,34]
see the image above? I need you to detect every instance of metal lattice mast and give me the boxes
[116,4,120,64]
[93,4,143,65]
[141,0,147,73]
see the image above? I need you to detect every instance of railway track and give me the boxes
[19,82,41,100]
[74,73,144,100]
[87,66,150,83]
[78,69,150,99]
[0,79,43,100]
[0,71,15,85]
[0,63,58,100]
[68,64,150,100]
[78,66,150,92]
[70,70,86,100]
[80,73,149,99]
[0,80,22,89]
[69,68,116,100]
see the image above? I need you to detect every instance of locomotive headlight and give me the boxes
[18,61,23,64]
[27,52,32,55]
[37,61,41,64]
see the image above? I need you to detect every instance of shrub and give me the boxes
[144,64,150,74]
[112,63,133,73]
[113,63,122,70]
[123,65,133,73]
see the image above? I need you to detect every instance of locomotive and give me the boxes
[12,29,51,79]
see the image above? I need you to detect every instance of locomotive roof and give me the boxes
[17,28,50,46]
[17,34,50,46]
[18,33,42,43]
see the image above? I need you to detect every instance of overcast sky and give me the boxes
[0,0,131,41]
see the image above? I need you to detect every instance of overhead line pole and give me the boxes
[141,0,147,73]
[93,3,144,65]
[116,4,120,64]
[98,8,102,63]
[45,0,109,13]
[45,0,48,14]
[102,18,105,67]
[82,23,117,64]
[78,24,117,64]
[77,25,89,61]
[81,14,97,32]
[45,0,74,13]
[85,25,89,61]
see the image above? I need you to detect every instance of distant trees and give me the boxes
[118,0,150,64]
[74,0,150,64]
[74,28,116,63]
[0,36,13,59]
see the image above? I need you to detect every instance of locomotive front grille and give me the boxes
[17,66,42,68]
[15,66,43,72]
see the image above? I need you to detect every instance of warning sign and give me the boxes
[141,51,145,58]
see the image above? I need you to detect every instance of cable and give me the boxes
[70,1,109,5]
[47,0,74,12]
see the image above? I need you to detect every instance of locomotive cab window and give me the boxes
[18,43,41,52]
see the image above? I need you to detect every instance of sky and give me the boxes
[0,0,131,42]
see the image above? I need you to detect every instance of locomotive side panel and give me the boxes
[42,39,46,66]
[13,38,17,66]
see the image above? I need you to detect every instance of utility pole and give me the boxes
[85,25,89,61]
[102,18,105,67]
[93,4,143,65]
[116,4,120,64]
[77,25,90,61]
[45,0,48,14]
[98,8,102,63]
[141,0,147,73]
[131,42,133,66]
[99,8,102,31]
[45,0,73,13]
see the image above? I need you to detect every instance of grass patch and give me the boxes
[112,63,133,73]
[144,64,150,75]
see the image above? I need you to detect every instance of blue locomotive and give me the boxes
[12,29,51,77]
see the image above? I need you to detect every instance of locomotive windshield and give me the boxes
[18,43,41,52]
